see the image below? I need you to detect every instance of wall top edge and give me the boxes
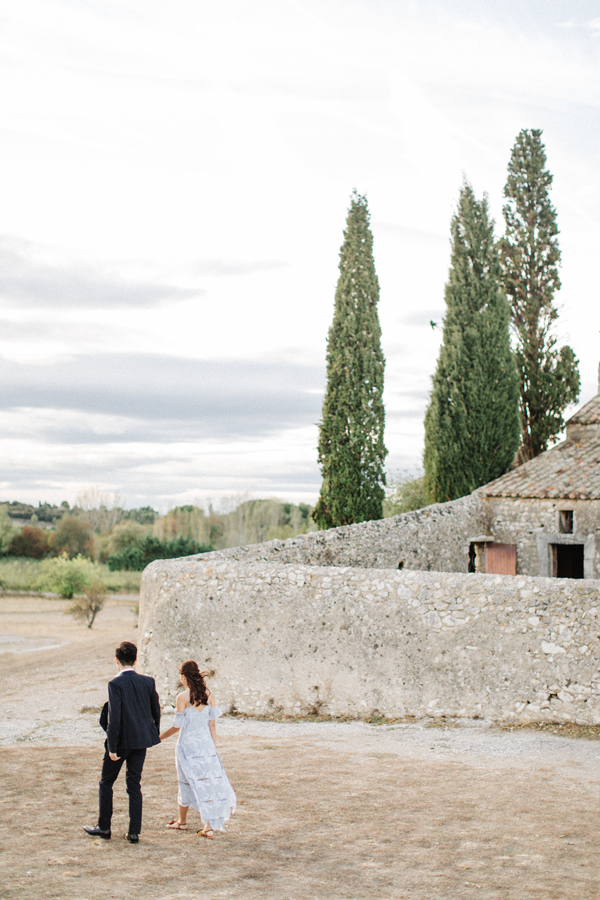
[142,556,600,589]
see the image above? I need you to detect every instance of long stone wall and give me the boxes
[196,493,485,573]
[139,556,600,725]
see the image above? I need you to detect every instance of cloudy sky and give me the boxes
[1,0,599,511]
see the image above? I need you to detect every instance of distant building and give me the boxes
[473,376,600,579]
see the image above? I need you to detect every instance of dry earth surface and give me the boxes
[1,595,600,899]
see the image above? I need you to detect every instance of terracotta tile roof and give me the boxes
[566,393,600,426]
[480,434,600,500]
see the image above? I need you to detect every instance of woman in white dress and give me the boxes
[159,660,236,839]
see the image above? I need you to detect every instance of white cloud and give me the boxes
[0,0,599,505]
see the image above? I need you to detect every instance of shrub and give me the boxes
[107,535,213,571]
[65,577,106,628]
[38,554,100,599]
[8,525,49,559]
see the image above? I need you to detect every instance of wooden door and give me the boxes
[485,543,516,575]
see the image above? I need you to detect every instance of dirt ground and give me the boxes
[2,596,600,900]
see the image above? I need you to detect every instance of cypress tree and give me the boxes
[500,128,580,461]
[313,191,387,529]
[423,181,520,504]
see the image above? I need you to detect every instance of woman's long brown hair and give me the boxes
[179,660,209,707]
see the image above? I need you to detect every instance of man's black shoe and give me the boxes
[84,825,111,839]
[126,833,139,843]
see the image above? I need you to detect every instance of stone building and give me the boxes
[474,384,600,579]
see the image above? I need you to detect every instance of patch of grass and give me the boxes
[0,557,141,594]
[102,567,141,593]
[222,711,413,725]
[366,713,386,725]
[0,557,44,592]
[496,721,600,740]
[423,717,468,729]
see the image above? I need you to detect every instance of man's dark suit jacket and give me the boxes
[104,669,161,755]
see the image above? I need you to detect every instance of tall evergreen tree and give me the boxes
[424,181,520,504]
[500,128,580,462]
[313,191,387,529]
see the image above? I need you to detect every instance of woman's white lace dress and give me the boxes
[172,705,236,830]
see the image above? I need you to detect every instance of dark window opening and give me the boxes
[468,544,476,573]
[559,510,574,534]
[551,543,584,579]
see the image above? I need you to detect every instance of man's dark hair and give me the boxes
[116,641,137,666]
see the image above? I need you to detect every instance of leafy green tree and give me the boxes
[384,473,429,516]
[500,128,580,461]
[313,191,387,528]
[107,520,148,555]
[49,516,93,558]
[126,506,157,525]
[0,505,18,555]
[424,181,520,503]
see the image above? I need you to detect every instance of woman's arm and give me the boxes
[207,688,217,744]
[159,691,186,741]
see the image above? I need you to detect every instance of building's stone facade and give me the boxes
[478,383,600,578]
[485,497,600,579]
[140,557,600,724]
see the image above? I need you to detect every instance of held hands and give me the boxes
[159,725,180,741]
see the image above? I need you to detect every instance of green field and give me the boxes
[0,558,141,594]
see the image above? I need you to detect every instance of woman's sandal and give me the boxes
[166,820,188,830]
[198,827,214,839]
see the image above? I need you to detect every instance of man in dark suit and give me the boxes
[84,641,161,844]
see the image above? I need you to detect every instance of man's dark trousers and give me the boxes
[98,747,147,835]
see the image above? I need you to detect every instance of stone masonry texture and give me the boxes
[139,556,600,725]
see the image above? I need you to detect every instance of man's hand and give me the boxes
[109,752,120,762]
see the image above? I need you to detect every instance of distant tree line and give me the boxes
[3,499,157,526]
[0,498,316,570]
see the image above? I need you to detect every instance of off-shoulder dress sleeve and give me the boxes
[173,711,186,727]
[208,706,222,720]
